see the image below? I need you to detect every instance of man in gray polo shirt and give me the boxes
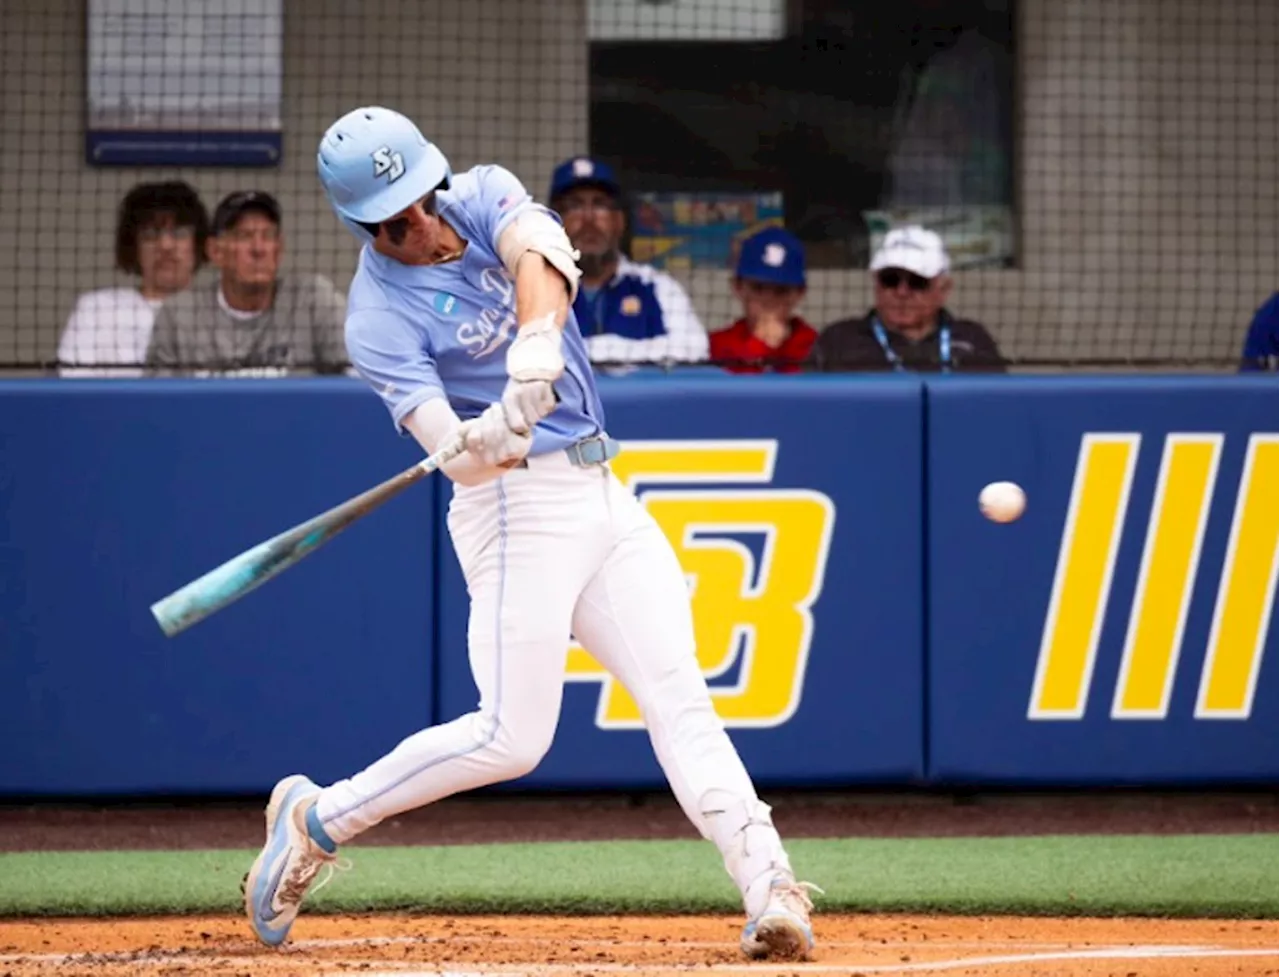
[146,191,349,376]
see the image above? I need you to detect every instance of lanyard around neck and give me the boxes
[871,317,951,373]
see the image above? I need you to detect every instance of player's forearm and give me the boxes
[504,236,571,417]
[513,252,570,333]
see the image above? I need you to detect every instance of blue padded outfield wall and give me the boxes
[0,375,1275,795]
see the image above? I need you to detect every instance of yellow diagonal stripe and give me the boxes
[1030,434,1139,718]
[1112,436,1221,718]
[1196,435,1279,718]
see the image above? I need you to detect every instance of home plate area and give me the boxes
[0,914,1276,977]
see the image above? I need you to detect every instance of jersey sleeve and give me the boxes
[964,321,1008,373]
[806,319,870,372]
[652,272,709,361]
[56,296,97,375]
[345,307,447,431]
[305,274,351,373]
[471,164,547,252]
[1240,293,1279,371]
[145,303,183,376]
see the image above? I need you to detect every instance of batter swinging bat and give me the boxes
[150,437,467,638]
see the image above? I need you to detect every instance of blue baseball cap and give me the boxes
[736,226,806,288]
[549,157,621,202]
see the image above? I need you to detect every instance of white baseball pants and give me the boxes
[312,449,791,910]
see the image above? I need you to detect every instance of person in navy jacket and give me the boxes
[548,157,708,368]
[1240,291,1278,372]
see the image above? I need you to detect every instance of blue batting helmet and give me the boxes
[317,107,451,237]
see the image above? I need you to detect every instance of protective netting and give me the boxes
[0,0,1275,374]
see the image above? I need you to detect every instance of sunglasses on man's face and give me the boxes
[876,269,932,292]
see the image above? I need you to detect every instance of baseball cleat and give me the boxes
[740,876,822,960]
[242,774,337,947]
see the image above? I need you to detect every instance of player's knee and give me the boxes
[484,718,555,780]
[491,736,552,780]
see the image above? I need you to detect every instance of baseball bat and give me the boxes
[150,437,466,638]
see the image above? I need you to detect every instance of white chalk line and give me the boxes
[345,951,1280,977]
[293,934,1095,951]
[0,943,1275,973]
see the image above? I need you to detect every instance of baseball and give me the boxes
[979,481,1026,523]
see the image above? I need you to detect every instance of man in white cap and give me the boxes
[807,225,1004,372]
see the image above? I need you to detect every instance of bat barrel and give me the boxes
[150,438,462,638]
[150,540,280,637]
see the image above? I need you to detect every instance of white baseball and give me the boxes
[979,481,1026,523]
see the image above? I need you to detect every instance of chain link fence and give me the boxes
[0,0,1275,375]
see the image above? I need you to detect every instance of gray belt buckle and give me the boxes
[567,436,613,467]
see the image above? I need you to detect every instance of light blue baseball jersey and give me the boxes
[344,164,606,455]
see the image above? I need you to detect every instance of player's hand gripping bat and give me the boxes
[149,436,467,638]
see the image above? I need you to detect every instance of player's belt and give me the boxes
[516,435,620,469]
[564,435,620,466]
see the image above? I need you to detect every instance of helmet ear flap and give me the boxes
[339,215,377,245]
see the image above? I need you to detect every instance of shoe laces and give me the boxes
[306,856,353,900]
[279,845,346,906]
[771,878,823,916]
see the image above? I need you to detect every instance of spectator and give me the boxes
[548,157,708,368]
[808,225,1005,372]
[146,191,348,376]
[709,227,817,374]
[1240,291,1278,372]
[57,181,208,376]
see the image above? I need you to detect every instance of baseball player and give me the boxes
[242,106,819,959]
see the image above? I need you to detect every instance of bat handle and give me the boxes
[418,434,467,475]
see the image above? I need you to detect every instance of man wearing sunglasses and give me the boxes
[807,225,1005,373]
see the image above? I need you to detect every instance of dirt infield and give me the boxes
[1,793,1275,975]
[0,913,1275,976]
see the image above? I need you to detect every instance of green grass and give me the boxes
[0,835,1274,919]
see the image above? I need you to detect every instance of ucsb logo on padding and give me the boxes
[1029,432,1277,722]
[565,440,835,729]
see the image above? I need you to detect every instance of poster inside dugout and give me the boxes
[628,192,785,272]
[862,206,1015,270]
[86,0,283,167]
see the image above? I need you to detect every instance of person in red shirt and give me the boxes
[710,227,818,374]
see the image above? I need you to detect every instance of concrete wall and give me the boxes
[0,0,1274,367]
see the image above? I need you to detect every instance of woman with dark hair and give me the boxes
[56,180,209,376]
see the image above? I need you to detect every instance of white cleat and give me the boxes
[241,774,337,947]
[740,876,822,960]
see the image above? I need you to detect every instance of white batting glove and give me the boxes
[507,316,565,384]
[460,403,532,468]
[500,377,557,434]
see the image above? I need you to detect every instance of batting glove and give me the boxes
[500,377,557,434]
[504,316,563,431]
[507,316,565,384]
[461,402,533,468]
